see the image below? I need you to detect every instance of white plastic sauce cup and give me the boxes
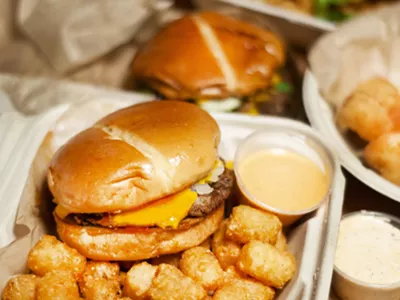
[234,126,335,226]
[333,211,400,300]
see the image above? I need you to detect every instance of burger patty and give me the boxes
[188,167,234,217]
[70,166,234,228]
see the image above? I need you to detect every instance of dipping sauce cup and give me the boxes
[333,211,400,300]
[234,126,335,226]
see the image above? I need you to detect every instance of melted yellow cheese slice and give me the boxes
[225,160,234,170]
[54,188,197,229]
[197,159,222,184]
[54,159,225,229]
[113,189,197,229]
[55,205,71,219]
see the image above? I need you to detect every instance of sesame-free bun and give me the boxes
[55,204,224,261]
[131,12,285,100]
[48,101,220,213]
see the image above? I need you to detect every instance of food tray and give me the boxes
[0,86,345,300]
[194,0,335,49]
[303,70,400,202]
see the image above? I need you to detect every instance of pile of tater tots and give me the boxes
[2,205,296,300]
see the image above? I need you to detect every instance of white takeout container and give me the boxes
[332,211,400,300]
[303,70,400,202]
[0,90,345,300]
[215,114,345,300]
[234,127,334,226]
[194,0,335,48]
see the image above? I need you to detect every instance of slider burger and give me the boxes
[131,12,293,115]
[48,101,234,261]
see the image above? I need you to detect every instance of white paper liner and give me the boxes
[0,97,345,300]
[308,2,400,110]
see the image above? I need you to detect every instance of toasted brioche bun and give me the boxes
[55,204,224,261]
[48,101,220,213]
[131,12,285,100]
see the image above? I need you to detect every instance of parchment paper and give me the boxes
[0,0,172,89]
[308,2,400,110]
[0,78,152,290]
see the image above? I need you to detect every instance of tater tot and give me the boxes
[2,274,38,300]
[275,231,288,252]
[36,271,81,300]
[123,262,157,299]
[237,241,296,289]
[364,132,400,185]
[337,93,393,142]
[79,261,120,300]
[213,278,275,300]
[27,235,86,278]
[212,220,242,270]
[226,205,282,245]
[151,253,181,268]
[223,266,248,285]
[337,78,400,142]
[148,264,207,300]
[180,247,224,291]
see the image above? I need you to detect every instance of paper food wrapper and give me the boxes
[0,0,172,89]
[308,2,400,110]
[0,77,153,290]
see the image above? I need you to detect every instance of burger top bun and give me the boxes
[48,101,220,214]
[131,12,285,100]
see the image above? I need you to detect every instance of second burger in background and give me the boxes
[48,101,234,261]
[131,12,295,116]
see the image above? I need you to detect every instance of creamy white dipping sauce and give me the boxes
[335,214,400,285]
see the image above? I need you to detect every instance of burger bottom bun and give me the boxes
[55,204,224,261]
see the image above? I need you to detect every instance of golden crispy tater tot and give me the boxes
[2,274,38,300]
[148,264,207,300]
[151,253,181,268]
[212,220,241,270]
[213,278,275,300]
[27,235,86,278]
[364,132,400,185]
[337,78,400,142]
[226,205,282,245]
[237,241,296,289]
[36,271,80,300]
[199,237,211,250]
[123,262,157,299]
[79,261,120,300]
[180,247,224,291]
[275,231,288,252]
[223,266,248,285]
[337,93,393,142]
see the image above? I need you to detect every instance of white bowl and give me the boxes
[303,70,400,202]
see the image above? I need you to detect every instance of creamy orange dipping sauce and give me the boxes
[238,148,329,211]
